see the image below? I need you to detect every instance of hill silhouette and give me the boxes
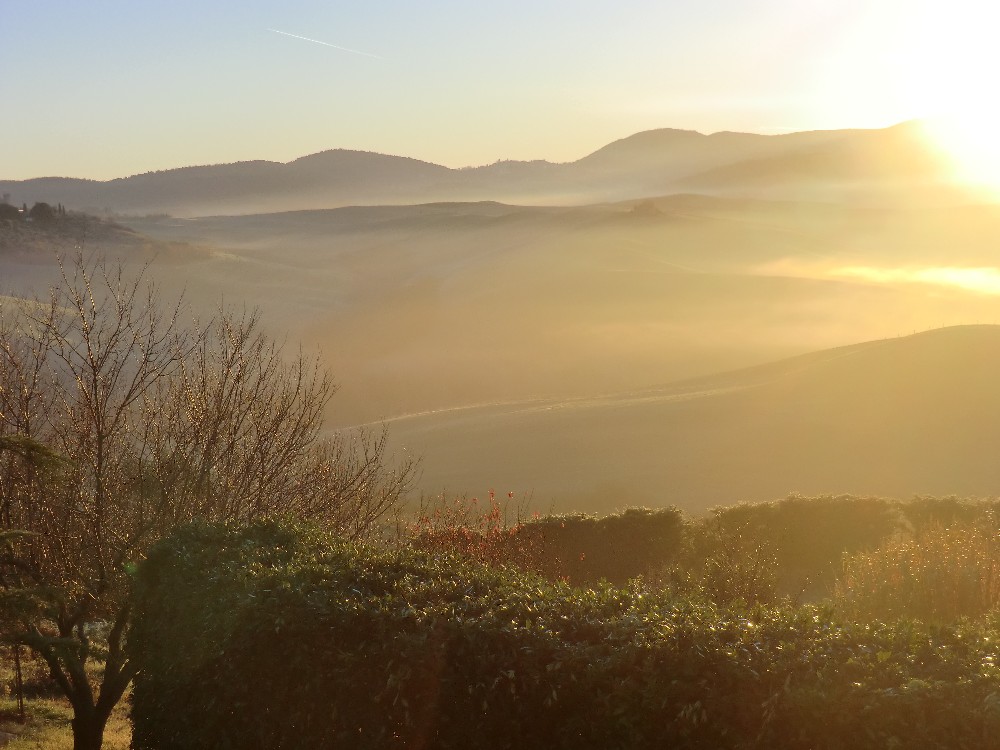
[384,326,1000,514]
[681,121,956,202]
[0,122,963,217]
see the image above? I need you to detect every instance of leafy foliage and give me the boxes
[27,203,56,223]
[132,519,1000,750]
[658,521,781,607]
[407,490,546,571]
[518,506,687,585]
[406,494,1000,616]
[837,518,1000,622]
[407,499,687,586]
[697,494,900,597]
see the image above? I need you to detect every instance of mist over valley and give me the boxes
[4,124,1000,513]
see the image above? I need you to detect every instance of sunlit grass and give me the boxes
[0,658,131,750]
[0,694,131,750]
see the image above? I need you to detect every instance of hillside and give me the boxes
[134,196,1000,423]
[680,121,959,202]
[0,209,203,268]
[4,196,1000,436]
[0,122,965,217]
[383,326,1000,514]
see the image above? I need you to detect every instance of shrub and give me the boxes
[702,495,901,597]
[518,506,686,585]
[899,496,1000,533]
[659,522,780,607]
[132,519,1000,750]
[27,202,55,223]
[407,489,545,571]
[405,499,685,587]
[836,519,1000,622]
[0,203,19,222]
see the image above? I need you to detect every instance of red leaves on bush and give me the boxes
[407,491,546,572]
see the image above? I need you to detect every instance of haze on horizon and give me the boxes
[5,0,1000,186]
[7,1,1000,515]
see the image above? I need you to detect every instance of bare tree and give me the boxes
[0,255,416,750]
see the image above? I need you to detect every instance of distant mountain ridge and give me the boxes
[0,121,962,217]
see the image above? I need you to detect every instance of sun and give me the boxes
[897,4,1000,194]
[922,113,1000,196]
[819,2,1000,196]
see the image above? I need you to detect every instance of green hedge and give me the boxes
[130,520,1000,750]
[518,506,686,585]
[697,494,900,597]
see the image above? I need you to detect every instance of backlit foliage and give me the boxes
[837,517,1000,622]
[131,519,1000,750]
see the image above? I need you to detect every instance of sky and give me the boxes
[2,0,995,180]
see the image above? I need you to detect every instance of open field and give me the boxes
[118,196,1000,430]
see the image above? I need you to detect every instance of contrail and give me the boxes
[267,28,382,59]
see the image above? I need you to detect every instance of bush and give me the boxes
[407,490,546,572]
[518,506,686,585]
[0,203,19,222]
[899,496,1000,533]
[659,522,780,607]
[836,519,1000,622]
[27,202,55,223]
[131,519,1000,750]
[406,500,685,587]
[701,495,901,597]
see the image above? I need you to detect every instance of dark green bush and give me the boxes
[131,519,1000,750]
[518,506,686,585]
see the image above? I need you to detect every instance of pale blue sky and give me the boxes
[1,0,979,179]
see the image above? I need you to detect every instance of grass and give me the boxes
[0,695,131,750]
[0,655,131,750]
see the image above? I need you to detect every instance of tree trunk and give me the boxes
[71,705,109,750]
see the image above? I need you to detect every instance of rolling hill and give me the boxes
[680,121,958,202]
[5,196,1000,432]
[382,326,1000,514]
[5,200,1000,520]
[0,122,963,218]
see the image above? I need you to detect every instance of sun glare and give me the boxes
[923,116,1000,195]
[833,266,1000,296]
[896,4,1000,195]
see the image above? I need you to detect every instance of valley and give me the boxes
[5,143,1000,514]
